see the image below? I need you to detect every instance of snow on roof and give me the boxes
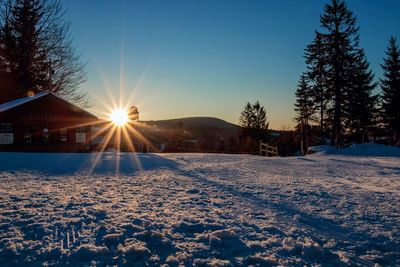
[0,92,49,112]
[0,92,97,119]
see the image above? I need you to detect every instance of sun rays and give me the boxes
[86,117,151,175]
[71,39,167,176]
[110,108,129,126]
[82,55,160,176]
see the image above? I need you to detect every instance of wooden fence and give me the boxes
[259,141,278,157]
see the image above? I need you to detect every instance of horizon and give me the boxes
[63,0,400,129]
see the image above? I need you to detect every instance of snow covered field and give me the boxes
[0,144,399,266]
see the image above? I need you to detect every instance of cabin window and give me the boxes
[42,128,50,143]
[75,126,86,143]
[75,132,86,143]
[0,123,12,132]
[0,133,13,144]
[60,129,67,141]
[23,131,32,143]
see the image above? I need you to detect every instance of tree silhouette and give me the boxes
[294,74,314,154]
[380,37,400,145]
[239,101,269,138]
[319,0,361,147]
[298,0,376,148]
[304,32,329,140]
[239,102,254,129]
[0,0,87,105]
[239,101,269,153]
[345,48,377,143]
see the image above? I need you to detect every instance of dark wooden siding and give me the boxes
[0,94,99,152]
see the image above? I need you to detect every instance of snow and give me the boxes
[0,145,399,266]
[309,143,400,157]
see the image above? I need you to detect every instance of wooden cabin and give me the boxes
[0,92,98,152]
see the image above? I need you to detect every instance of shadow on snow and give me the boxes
[0,152,178,176]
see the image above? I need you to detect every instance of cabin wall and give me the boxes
[0,95,98,152]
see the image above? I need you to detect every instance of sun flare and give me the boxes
[110,108,129,126]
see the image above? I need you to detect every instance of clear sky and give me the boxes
[63,0,400,129]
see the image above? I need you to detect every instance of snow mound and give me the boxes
[71,244,109,260]
[117,242,151,261]
[307,145,337,155]
[308,143,400,157]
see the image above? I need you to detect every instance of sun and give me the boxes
[110,108,129,126]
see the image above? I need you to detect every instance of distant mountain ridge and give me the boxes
[141,117,240,130]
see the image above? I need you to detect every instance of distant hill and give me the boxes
[136,117,295,154]
[141,117,240,130]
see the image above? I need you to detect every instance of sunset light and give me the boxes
[110,108,129,126]
[1,0,400,266]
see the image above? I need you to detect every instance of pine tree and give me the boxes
[0,0,87,105]
[294,74,314,154]
[239,101,268,133]
[239,102,254,129]
[299,0,376,147]
[252,101,269,132]
[304,32,329,139]
[306,0,359,147]
[0,1,17,102]
[345,48,377,143]
[239,101,269,153]
[11,0,45,96]
[318,0,362,147]
[380,37,400,145]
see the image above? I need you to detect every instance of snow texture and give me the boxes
[0,144,399,266]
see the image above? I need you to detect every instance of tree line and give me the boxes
[0,0,87,106]
[294,0,400,152]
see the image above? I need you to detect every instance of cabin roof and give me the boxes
[0,92,97,119]
[0,92,48,113]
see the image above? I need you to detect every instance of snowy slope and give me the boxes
[309,143,400,157]
[0,148,399,266]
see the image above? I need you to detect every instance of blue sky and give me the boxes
[63,0,400,129]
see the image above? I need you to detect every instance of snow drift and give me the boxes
[308,143,400,157]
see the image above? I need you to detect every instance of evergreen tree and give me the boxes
[239,102,254,129]
[298,0,377,147]
[304,32,329,138]
[239,101,269,153]
[380,37,400,145]
[345,48,377,143]
[239,101,269,134]
[300,0,370,147]
[294,74,314,154]
[0,0,87,105]
[0,1,17,102]
[319,0,360,147]
[251,101,269,133]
